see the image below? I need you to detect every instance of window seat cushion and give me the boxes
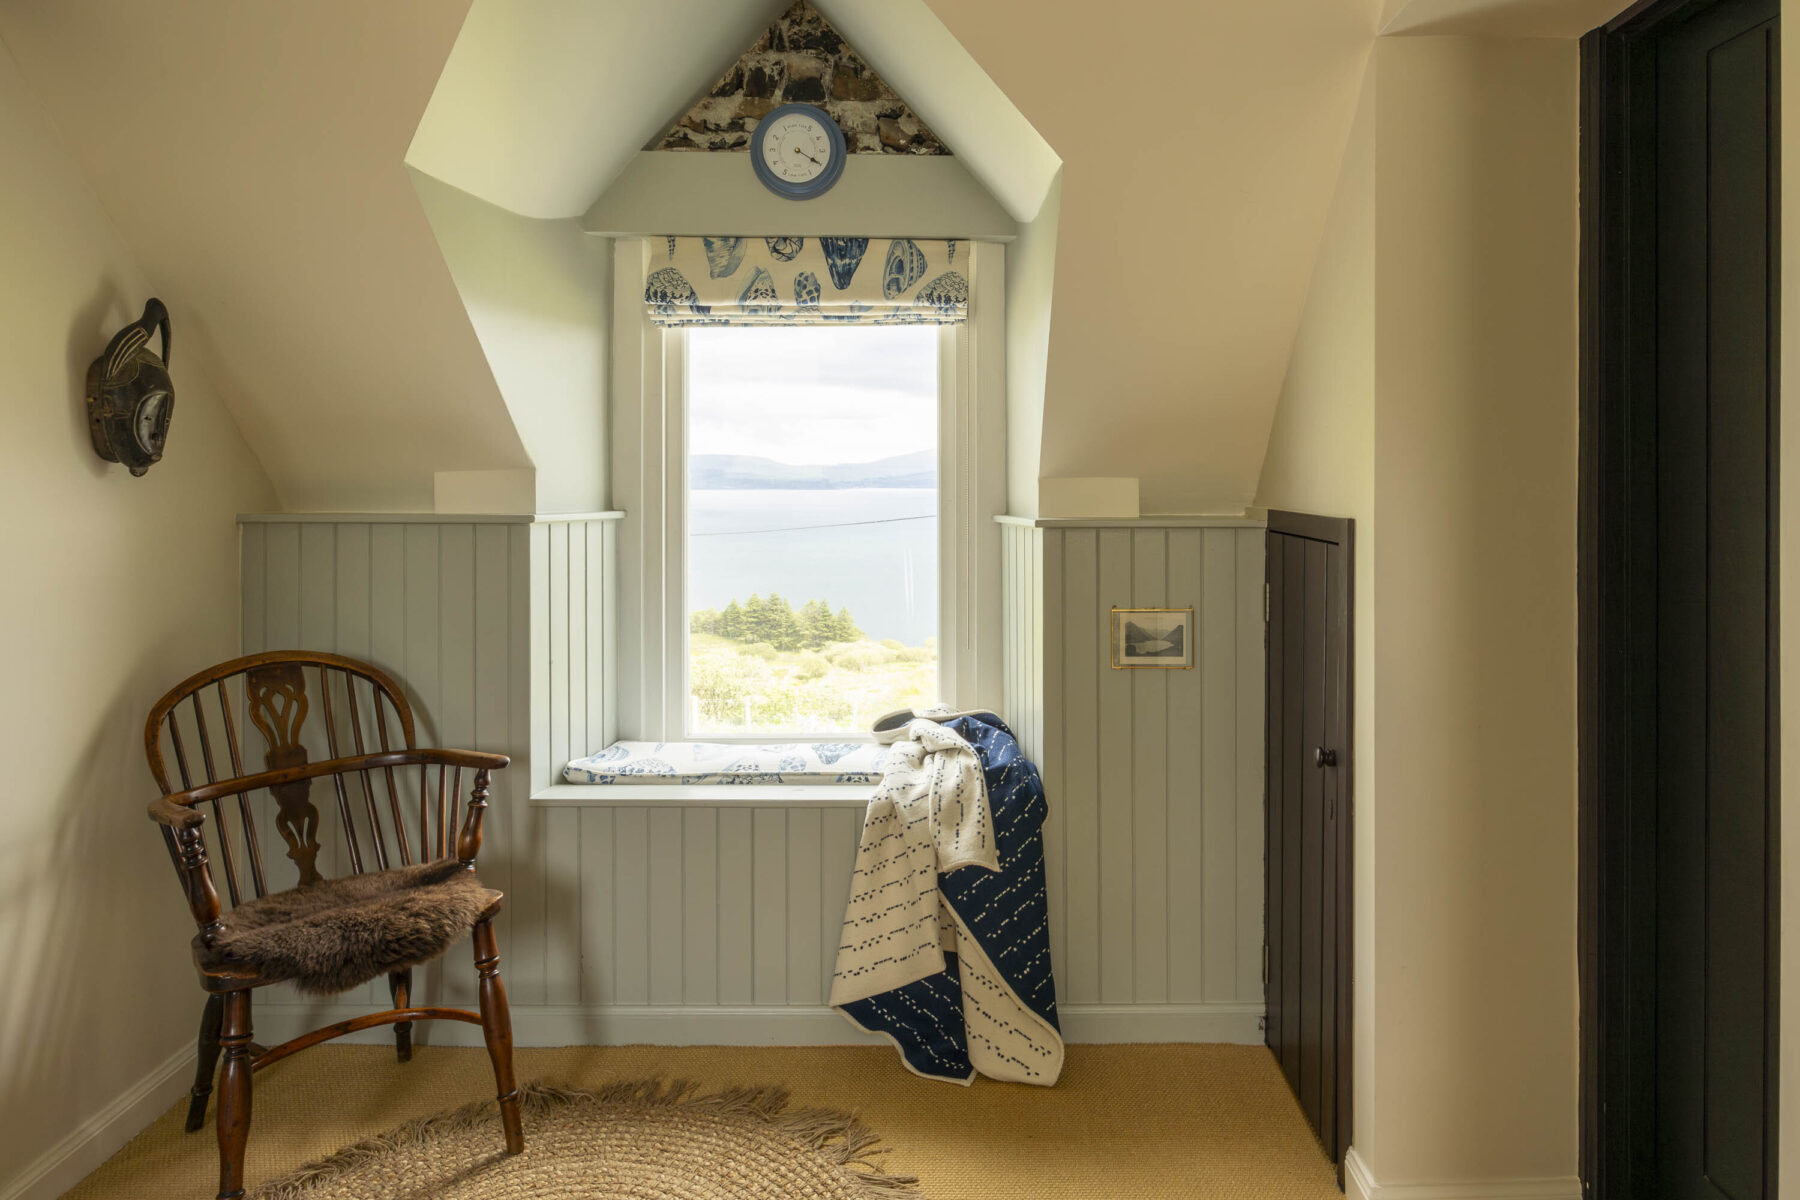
[563,740,885,786]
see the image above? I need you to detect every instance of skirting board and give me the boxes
[253,1002,1266,1049]
[1345,1149,1582,1200]
[2,1042,197,1200]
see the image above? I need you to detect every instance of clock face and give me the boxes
[750,104,846,199]
[760,112,833,184]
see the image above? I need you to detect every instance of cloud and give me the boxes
[687,325,938,464]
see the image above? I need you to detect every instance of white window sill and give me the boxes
[531,783,873,808]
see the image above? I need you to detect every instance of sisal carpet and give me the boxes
[61,1044,1341,1199]
[250,1080,918,1200]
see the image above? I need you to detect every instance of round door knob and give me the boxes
[1315,747,1338,768]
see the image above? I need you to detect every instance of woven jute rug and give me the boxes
[250,1080,924,1199]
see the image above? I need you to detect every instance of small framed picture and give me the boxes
[1111,607,1195,669]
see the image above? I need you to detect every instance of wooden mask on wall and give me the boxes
[86,298,175,476]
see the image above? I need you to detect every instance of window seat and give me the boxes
[562,740,885,786]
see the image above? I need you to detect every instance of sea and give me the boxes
[688,487,937,646]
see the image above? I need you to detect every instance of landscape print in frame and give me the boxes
[1111,607,1195,670]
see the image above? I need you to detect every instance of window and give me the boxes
[685,326,939,735]
[612,237,1005,748]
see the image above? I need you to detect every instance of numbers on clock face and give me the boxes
[761,116,832,183]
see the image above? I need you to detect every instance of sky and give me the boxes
[686,325,939,465]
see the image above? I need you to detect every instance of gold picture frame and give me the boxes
[1111,607,1195,670]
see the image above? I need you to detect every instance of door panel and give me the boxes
[1280,533,1305,1088]
[1264,514,1352,1176]
[1582,1,1779,1195]
[1655,5,1778,1198]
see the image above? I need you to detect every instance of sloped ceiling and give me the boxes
[0,0,530,512]
[3,0,1379,515]
[920,0,1375,512]
[409,0,791,220]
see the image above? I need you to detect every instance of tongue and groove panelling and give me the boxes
[1002,519,1266,1035]
[240,514,1264,1044]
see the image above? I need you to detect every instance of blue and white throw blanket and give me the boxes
[830,708,1063,1085]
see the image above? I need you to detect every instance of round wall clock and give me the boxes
[750,104,847,200]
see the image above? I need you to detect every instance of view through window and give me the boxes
[686,325,939,735]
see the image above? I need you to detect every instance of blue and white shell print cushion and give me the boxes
[564,741,886,785]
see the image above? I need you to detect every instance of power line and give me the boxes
[691,513,934,537]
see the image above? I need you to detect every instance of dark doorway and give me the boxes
[1580,1,1779,1197]
[1264,510,1352,1181]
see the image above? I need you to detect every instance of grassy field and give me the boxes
[688,631,937,735]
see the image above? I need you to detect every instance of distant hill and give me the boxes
[691,450,936,490]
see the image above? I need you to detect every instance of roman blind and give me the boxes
[643,236,967,326]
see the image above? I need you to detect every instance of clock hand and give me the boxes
[792,146,823,166]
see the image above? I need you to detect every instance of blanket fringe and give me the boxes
[252,1079,921,1199]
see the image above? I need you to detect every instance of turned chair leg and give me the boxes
[185,994,225,1133]
[473,919,523,1155]
[216,990,254,1200]
[388,968,413,1062]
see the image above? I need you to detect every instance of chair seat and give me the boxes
[201,859,500,995]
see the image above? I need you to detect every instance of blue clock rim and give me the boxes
[750,103,847,200]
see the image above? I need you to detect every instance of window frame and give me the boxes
[609,236,1006,746]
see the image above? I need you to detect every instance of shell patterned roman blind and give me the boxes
[643,236,968,326]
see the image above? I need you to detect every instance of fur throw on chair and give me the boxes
[203,859,499,995]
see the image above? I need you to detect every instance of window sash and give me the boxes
[609,236,1006,749]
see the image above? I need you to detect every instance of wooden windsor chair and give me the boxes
[144,650,524,1200]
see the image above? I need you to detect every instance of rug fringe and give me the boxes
[250,1078,923,1199]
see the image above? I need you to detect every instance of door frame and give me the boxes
[1578,3,1781,1194]
[1264,508,1354,1178]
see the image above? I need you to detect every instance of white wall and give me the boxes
[410,174,613,515]
[582,152,1015,240]
[1256,33,1580,1196]
[1254,55,1377,1177]
[0,37,276,1199]
[1368,38,1579,1187]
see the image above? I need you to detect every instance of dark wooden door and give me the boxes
[1581,1,1779,1196]
[1264,510,1352,1178]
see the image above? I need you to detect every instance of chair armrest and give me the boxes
[149,794,206,830]
[151,748,510,813]
[147,803,226,937]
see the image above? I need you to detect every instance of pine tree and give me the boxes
[740,594,768,643]
[798,599,834,648]
[833,605,863,642]
[718,599,744,640]
[764,593,803,651]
